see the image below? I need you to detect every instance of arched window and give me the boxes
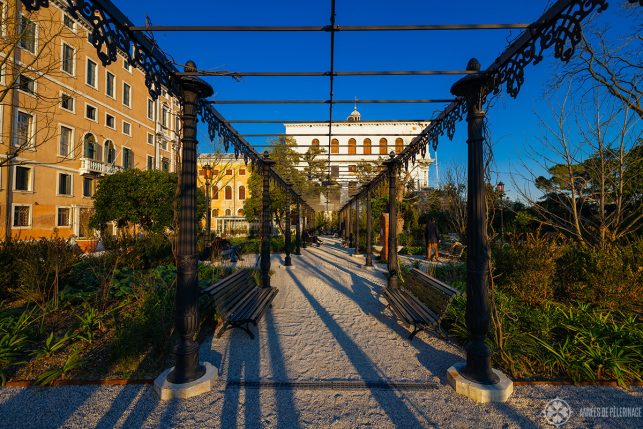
[330,138,339,154]
[237,209,245,216]
[225,209,231,216]
[395,138,404,154]
[83,133,101,161]
[379,138,388,155]
[212,209,219,217]
[312,138,319,147]
[104,140,116,163]
[363,138,371,155]
[212,186,219,199]
[224,186,232,200]
[348,138,356,155]
[238,185,246,200]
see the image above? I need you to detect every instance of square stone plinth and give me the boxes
[154,362,217,400]
[447,362,513,403]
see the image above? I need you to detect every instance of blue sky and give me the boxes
[113,0,635,199]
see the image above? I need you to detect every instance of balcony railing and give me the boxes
[80,158,124,175]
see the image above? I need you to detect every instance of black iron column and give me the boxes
[302,206,308,249]
[284,190,292,266]
[365,188,373,267]
[168,61,213,384]
[260,151,275,288]
[385,152,399,289]
[294,197,302,255]
[354,198,360,254]
[451,58,499,385]
[348,204,352,248]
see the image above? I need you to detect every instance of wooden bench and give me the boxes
[382,268,459,341]
[200,268,278,339]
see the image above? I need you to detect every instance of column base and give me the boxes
[154,362,217,400]
[446,362,513,403]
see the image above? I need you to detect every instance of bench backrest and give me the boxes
[403,268,459,317]
[202,268,256,315]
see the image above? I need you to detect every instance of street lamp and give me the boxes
[496,181,505,243]
[203,164,213,252]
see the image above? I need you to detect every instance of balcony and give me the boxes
[80,158,124,176]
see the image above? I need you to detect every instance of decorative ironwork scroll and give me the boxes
[488,0,609,98]
[22,0,178,100]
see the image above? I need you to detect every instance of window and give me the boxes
[212,186,219,199]
[58,173,72,195]
[105,113,115,129]
[147,99,154,120]
[82,177,94,197]
[348,165,357,173]
[106,71,115,97]
[13,205,30,227]
[104,141,115,163]
[379,138,388,155]
[237,209,244,216]
[59,125,73,157]
[348,138,356,155]
[212,209,219,217]
[331,165,339,178]
[83,134,100,161]
[14,166,31,191]
[123,57,131,72]
[147,155,154,171]
[331,138,339,154]
[122,148,133,169]
[147,133,154,145]
[225,169,233,176]
[238,186,246,200]
[312,138,319,147]
[61,93,74,111]
[212,169,219,176]
[19,16,36,53]
[16,112,33,148]
[86,58,97,88]
[63,14,75,30]
[395,138,404,154]
[57,207,71,227]
[122,82,131,107]
[363,138,371,155]
[239,168,246,176]
[161,105,169,128]
[225,209,231,216]
[161,157,169,172]
[224,185,232,200]
[17,75,35,94]
[85,104,97,121]
[122,121,131,136]
[160,139,167,151]
[62,43,75,75]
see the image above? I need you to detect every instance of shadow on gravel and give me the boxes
[301,245,463,385]
[221,327,261,428]
[286,268,435,427]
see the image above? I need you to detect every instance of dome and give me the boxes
[347,107,361,121]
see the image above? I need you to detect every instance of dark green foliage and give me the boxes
[91,169,206,233]
[554,241,642,311]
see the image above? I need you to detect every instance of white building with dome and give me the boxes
[284,107,433,210]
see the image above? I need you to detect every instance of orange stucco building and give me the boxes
[0,1,181,239]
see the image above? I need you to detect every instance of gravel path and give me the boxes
[1,239,641,428]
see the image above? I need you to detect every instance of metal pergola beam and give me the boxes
[129,23,532,32]
[207,99,454,104]
[178,70,474,77]
[223,119,434,123]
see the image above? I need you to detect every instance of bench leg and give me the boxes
[408,326,422,342]
[235,322,255,339]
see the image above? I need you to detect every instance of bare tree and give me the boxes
[0,2,83,168]
[441,165,468,239]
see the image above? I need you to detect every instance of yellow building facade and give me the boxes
[197,154,253,236]
[0,1,181,240]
